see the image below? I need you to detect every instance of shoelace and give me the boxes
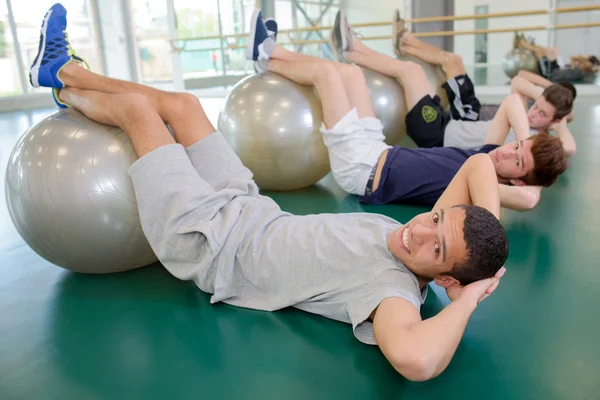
[64,30,91,70]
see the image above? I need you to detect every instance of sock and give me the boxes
[258,37,277,60]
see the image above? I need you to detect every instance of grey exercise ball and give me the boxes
[361,67,407,145]
[503,48,540,78]
[218,72,330,191]
[5,108,157,274]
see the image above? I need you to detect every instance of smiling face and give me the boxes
[488,139,535,183]
[388,208,468,280]
[527,96,558,130]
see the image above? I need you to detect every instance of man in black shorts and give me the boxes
[334,10,577,157]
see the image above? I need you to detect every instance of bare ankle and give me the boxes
[59,62,81,85]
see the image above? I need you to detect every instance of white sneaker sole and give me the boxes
[339,10,348,51]
[30,9,53,88]
[246,8,261,60]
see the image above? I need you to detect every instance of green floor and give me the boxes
[1,100,600,400]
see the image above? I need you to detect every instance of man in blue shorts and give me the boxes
[30,3,507,382]
[250,11,568,211]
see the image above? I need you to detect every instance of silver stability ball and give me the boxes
[363,56,449,145]
[218,72,330,191]
[503,48,540,78]
[5,109,157,274]
[361,67,407,145]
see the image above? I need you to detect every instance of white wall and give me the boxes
[454,0,549,67]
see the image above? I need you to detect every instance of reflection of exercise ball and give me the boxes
[361,67,406,145]
[5,109,157,274]
[218,73,330,191]
[503,48,540,78]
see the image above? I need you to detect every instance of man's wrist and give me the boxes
[453,293,478,313]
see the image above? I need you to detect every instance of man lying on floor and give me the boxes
[32,3,506,382]
[250,10,568,211]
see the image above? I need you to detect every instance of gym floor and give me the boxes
[1,97,599,400]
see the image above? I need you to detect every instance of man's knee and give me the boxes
[397,61,427,83]
[443,53,464,70]
[172,92,201,112]
[315,62,342,83]
[114,93,153,121]
[338,63,364,80]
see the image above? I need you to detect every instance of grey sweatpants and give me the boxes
[128,131,283,295]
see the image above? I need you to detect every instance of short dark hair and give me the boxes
[542,84,574,120]
[523,132,568,187]
[556,81,577,100]
[449,205,508,285]
[589,55,599,66]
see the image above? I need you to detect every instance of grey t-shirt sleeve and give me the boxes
[347,280,427,345]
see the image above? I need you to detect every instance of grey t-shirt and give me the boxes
[443,120,538,148]
[129,137,427,346]
[216,211,428,345]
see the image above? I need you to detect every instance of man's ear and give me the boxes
[434,275,461,288]
[509,179,527,186]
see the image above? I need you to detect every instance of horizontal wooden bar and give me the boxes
[171,21,600,52]
[167,4,600,44]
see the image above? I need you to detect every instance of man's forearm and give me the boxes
[555,125,577,156]
[505,95,532,141]
[499,184,541,211]
[484,94,531,145]
[517,70,552,89]
[397,297,476,381]
[511,75,544,107]
[467,155,501,219]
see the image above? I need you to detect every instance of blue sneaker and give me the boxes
[29,3,76,89]
[247,9,274,61]
[52,88,69,109]
[51,56,90,109]
[264,18,278,39]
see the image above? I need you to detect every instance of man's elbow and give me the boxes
[521,189,541,211]
[510,77,522,94]
[564,143,577,157]
[391,353,439,382]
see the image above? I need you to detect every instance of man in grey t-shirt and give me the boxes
[30,4,508,382]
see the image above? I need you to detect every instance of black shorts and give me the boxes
[441,74,481,121]
[405,94,451,148]
[539,57,561,79]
